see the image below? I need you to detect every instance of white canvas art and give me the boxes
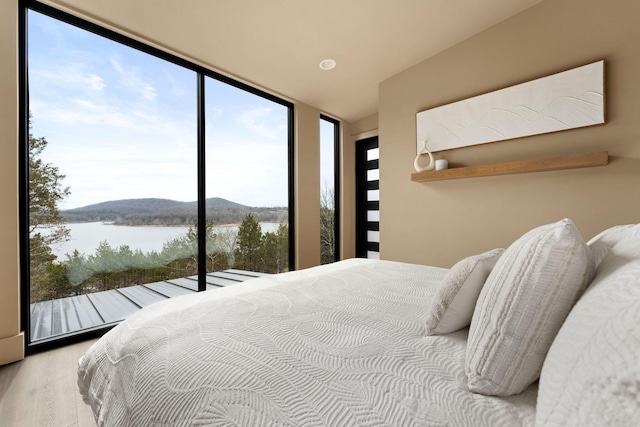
[416,60,605,153]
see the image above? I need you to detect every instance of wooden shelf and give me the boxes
[411,151,608,182]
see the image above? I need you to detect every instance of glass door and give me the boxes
[355,137,379,259]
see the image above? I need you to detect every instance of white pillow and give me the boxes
[537,235,640,426]
[425,248,503,335]
[587,224,640,267]
[466,218,595,396]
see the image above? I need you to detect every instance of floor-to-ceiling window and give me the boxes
[320,115,340,264]
[22,2,293,349]
[205,77,290,275]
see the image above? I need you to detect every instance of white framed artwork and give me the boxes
[416,60,605,153]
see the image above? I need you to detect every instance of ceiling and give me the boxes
[47,0,543,123]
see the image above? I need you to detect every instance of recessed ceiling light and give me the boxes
[319,59,336,70]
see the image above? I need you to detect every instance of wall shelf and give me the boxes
[411,151,609,182]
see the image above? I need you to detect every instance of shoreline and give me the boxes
[64,221,283,228]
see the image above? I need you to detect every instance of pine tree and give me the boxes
[260,222,289,273]
[28,116,71,302]
[233,214,263,271]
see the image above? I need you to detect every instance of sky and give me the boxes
[27,10,321,210]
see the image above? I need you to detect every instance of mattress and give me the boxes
[78,258,537,426]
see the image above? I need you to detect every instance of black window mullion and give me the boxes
[197,73,206,292]
[19,0,31,352]
[288,107,295,271]
[332,119,340,261]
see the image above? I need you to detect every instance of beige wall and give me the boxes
[295,103,321,269]
[379,0,640,267]
[294,107,356,266]
[340,120,355,260]
[351,113,378,137]
[0,0,24,365]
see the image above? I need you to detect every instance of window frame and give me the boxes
[19,0,295,353]
[319,114,340,263]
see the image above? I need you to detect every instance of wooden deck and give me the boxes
[30,269,268,342]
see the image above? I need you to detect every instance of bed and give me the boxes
[77,258,538,426]
[78,219,640,426]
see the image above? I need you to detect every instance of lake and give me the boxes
[49,222,281,260]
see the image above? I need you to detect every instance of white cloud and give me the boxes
[110,56,157,101]
[236,107,287,139]
[28,20,288,209]
[32,64,106,94]
[86,73,106,91]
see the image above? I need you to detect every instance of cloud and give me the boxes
[32,64,106,94]
[85,73,106,91]
[110,56,157,101]
[28,14,288,209]
[236,107,287,139]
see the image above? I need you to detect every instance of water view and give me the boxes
[50,222,281,260]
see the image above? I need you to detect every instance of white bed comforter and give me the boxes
[78,258,537,426]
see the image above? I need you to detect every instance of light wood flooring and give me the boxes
[0,339,98,427]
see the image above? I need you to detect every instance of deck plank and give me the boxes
[181,275,224,291]
[204,274,242,287]
[86,291,140,324]
[225,269,270,277]
[144,281,196,298]
[117,285,167,308]
[210,271,253,282]
[71,295,104,329]
[31,300,53,342]
[52,298,82,336]
[166,277,199,291]
[186,273,242,287]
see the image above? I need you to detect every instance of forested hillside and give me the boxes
[61,197,288,225]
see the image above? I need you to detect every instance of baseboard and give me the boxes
[0,332,24,365]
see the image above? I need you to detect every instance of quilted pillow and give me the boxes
[466,218,595,396]
[425,248,503,335]
[536,235,640,426]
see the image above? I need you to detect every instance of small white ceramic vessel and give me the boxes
[414,140,435,172]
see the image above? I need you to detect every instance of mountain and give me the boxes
[64,197,249,214]
[177,198,250,211]
[63,198,186,216]
[61,197,286,226]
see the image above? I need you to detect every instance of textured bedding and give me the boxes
[78,258,537,426]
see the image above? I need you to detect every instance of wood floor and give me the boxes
[0,339,98,427]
